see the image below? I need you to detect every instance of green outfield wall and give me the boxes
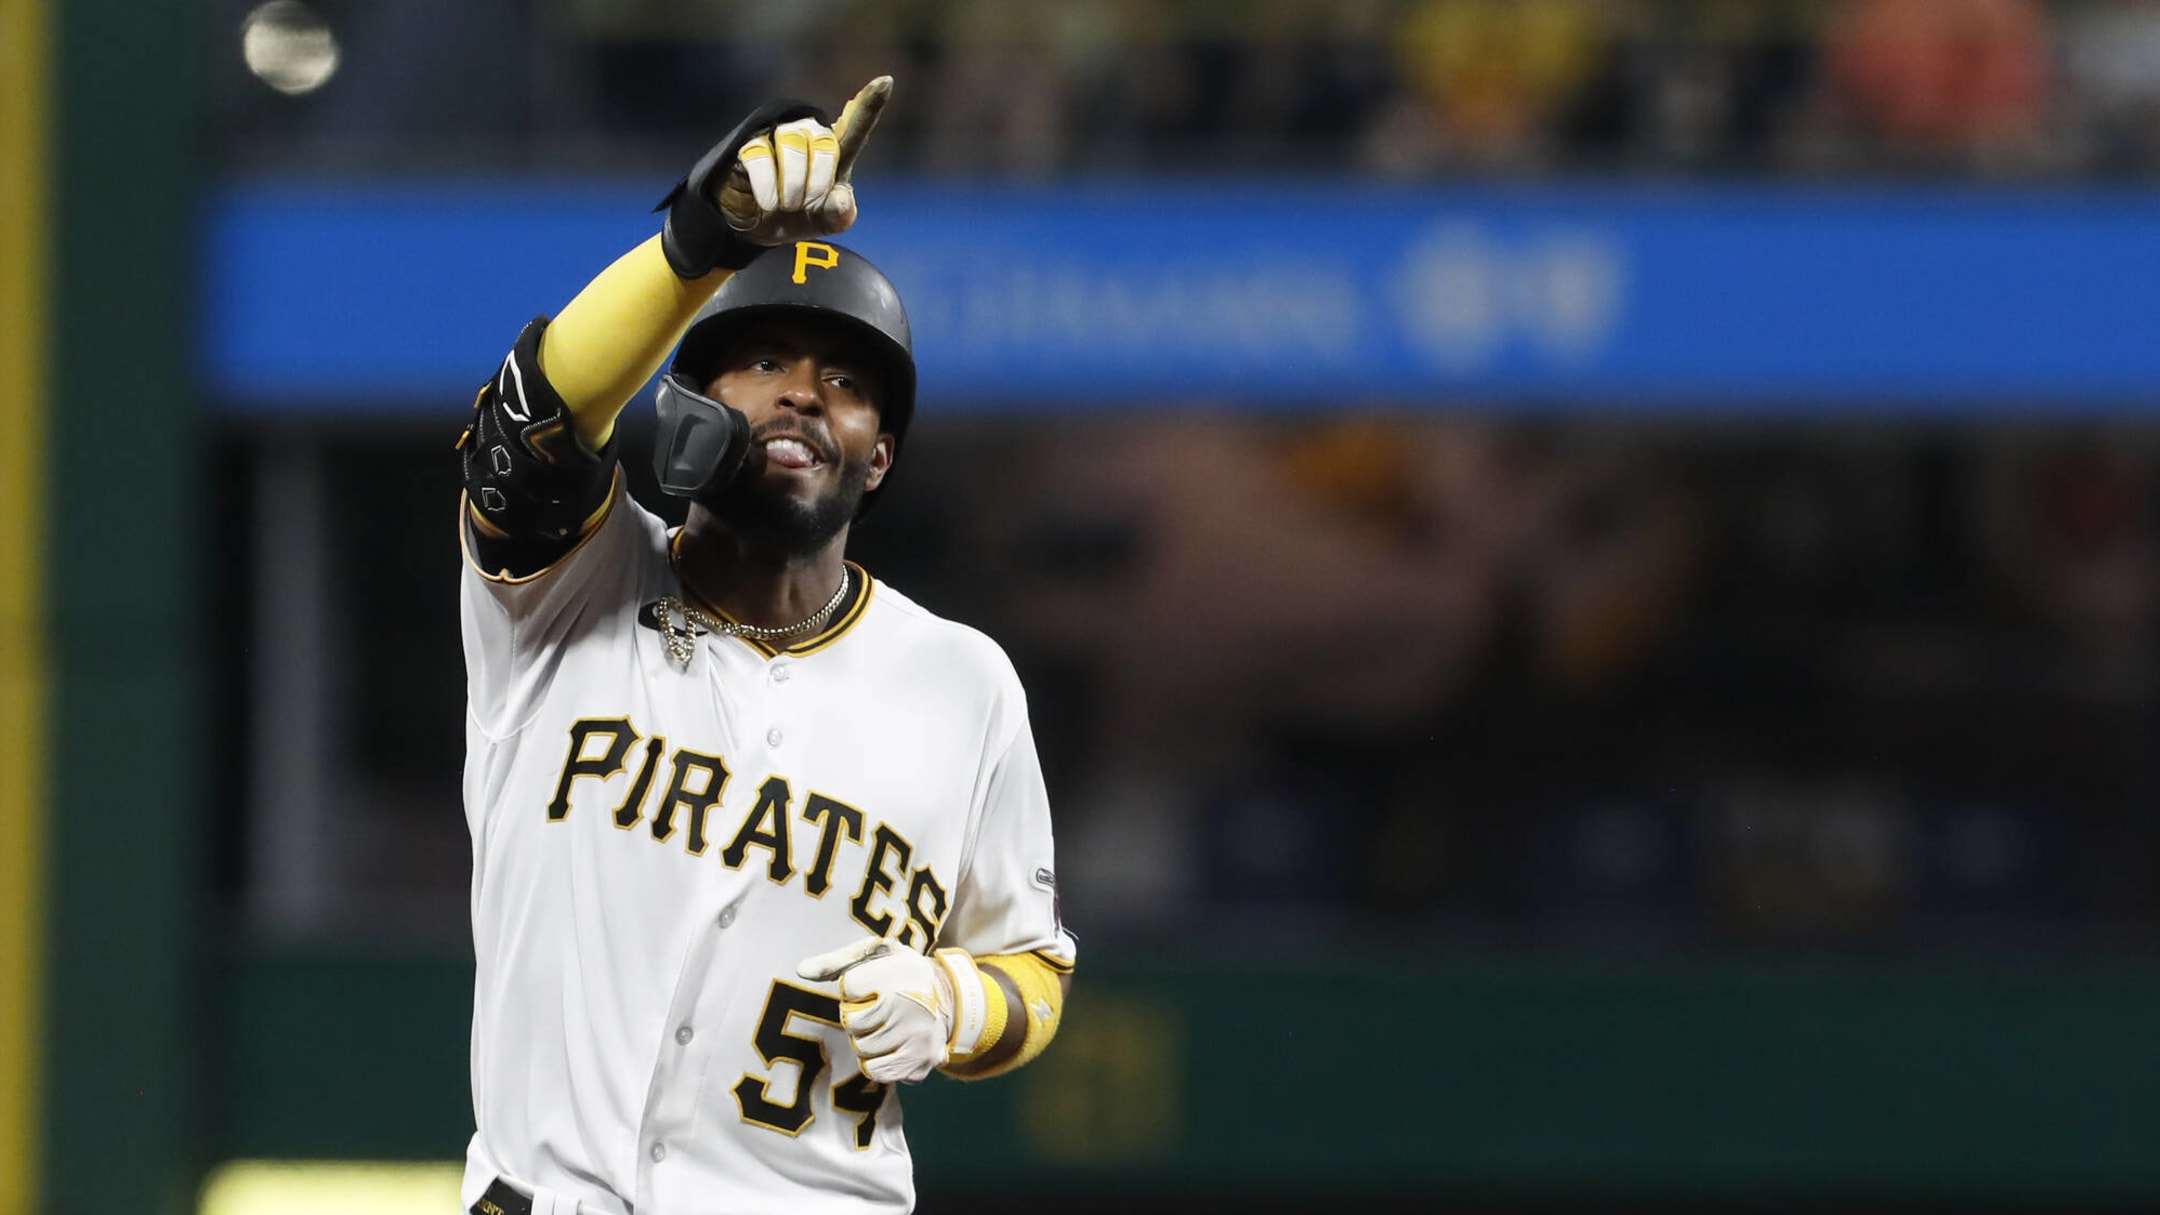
[41,1,206,1212]
[218,947,2160,1206]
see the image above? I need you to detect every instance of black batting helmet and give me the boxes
[652,240,915,509]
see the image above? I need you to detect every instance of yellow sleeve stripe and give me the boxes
[1027,948,1074,974]
[457,472,620,585]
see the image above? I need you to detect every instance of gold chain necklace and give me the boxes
[654,568,850,666]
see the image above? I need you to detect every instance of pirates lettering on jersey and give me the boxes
[848,824,911,937]
[801,793,864,897]
[723,776,798,883]
[548,716,947,942]
[898,867,948,951]
[548,718,637,821]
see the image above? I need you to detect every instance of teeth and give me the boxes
[765,438,818,462]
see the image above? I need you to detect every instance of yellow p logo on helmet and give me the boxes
[792,241,840,284]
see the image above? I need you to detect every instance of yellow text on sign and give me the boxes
[1018,994,1182,1163]
[199,1161,464,1215]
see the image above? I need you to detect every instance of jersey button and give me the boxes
[676,1024,695,1045]
[766,727,783,747]
[716,906,737,929]
[770,664,791,683]
[650,1142,667,1163]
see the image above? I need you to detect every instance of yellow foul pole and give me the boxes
[0,0,50,1207]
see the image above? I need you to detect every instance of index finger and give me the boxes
[833,76,893,178]
[797,936,891,982]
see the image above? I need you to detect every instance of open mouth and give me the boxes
[762,436,827,471]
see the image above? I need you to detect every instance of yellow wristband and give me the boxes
[947,959,1009,1065]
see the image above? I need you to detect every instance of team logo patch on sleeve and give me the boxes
[1033,867,1061,931]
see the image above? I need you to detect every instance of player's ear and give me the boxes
[864,433,895,492]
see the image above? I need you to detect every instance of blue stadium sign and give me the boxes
[205,182,2160,412]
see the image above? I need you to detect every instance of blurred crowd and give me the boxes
[272,416,2160,951]
[857,418,2160,949]
[243,0,2160,176]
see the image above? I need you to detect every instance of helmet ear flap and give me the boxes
[653,373,755,499]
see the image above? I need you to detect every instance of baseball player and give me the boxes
[454,77,1076,1215]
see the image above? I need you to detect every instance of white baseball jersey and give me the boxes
[457,480,1076,1215]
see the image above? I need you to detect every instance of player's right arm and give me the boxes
[458,79,892,578]
[541,238,733,453]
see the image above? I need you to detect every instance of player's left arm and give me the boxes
[934,701,1076,1081]
[797,700,1076,1085]
[797,937,1070,1085]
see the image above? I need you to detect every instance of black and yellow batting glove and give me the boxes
[658,77,892,279]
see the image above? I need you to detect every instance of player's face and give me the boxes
[698,319,894,555]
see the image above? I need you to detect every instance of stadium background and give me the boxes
[10,0,2160,1211]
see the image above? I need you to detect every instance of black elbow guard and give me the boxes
[459,317,618,560]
